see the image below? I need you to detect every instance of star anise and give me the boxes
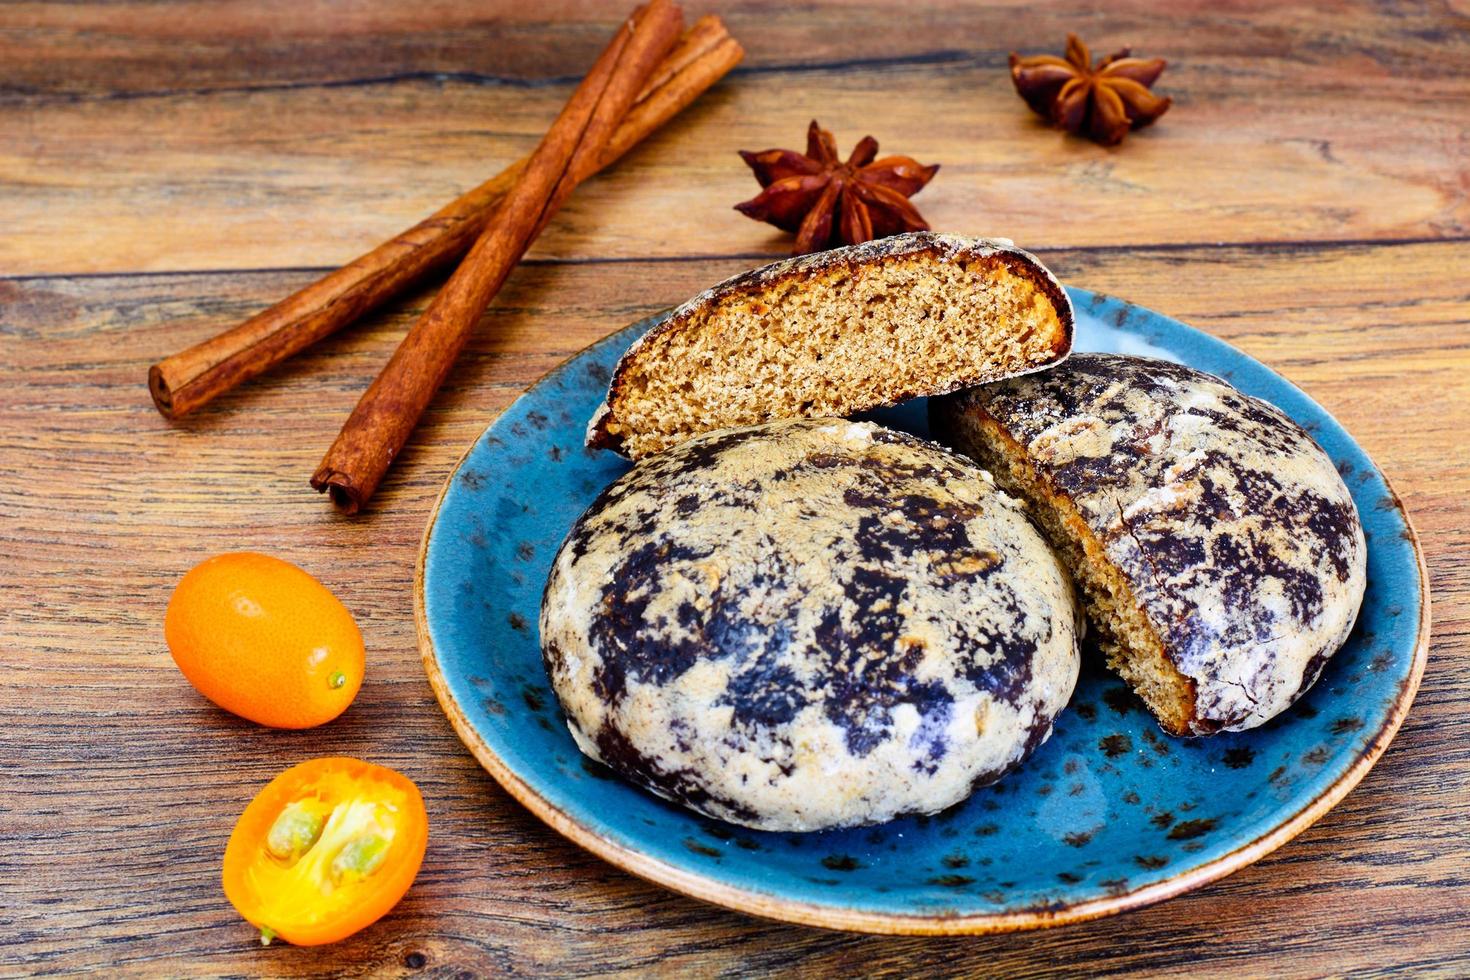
[1010,34,1172,145]
[734,120,940,255]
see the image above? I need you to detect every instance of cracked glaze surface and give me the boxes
[541,418,1081,831]
[938,354,1366,733]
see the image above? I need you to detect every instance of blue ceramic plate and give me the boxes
[416,287,1428,934]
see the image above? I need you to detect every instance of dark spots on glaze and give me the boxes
[683,838,721,858]
[821,855,861,872]
[1330,716,1365,735]
[1100,877,1130,897]
[521,686,546,712]
[1057,871,1083,884]
[526,410,550,431]
[508,612,529,634]
[1302,746,1330,765]
[1292,701,1320,720]
[735,837,762,851]
[514,541,535,561]
[1135,855,1169,870]
[1063,831,1094,847]
[1140,728,1171,757]
[510,421,528,439]
[1222,746,1256,769]
[1075,702,1097,721]
[975,823,999,837]
[1103,687,1136,716]
[1166,818,1217,840]
[929,875,975,888]
[1369,651,1394,673]
[585,361,611,385]
[1122,791,1141,805]
[459,469,489,491]
[581,758,615,780]
[1100,733,1132,758]
[942,854,971,869]
[934,801,966,823]
[482,698,506,716]
[1150,811,1175,829]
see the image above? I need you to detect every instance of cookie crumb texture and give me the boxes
[541,419,1080,831]
[933,354,1367,735]
[588,233,1073,459]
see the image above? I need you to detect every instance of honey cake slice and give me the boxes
[587,232,1073,459]
[932,353,1367,735]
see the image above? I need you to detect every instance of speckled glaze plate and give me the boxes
[416,287,1428,934]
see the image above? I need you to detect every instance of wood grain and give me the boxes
[3,0,1469,975]
[3,241,1468,976]
[3,2,1469,274]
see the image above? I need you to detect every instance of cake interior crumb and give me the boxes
[605,253,1067,458]
[938,405,1199,736]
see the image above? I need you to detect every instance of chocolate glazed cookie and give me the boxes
[540,419,1081,831]
[933,354,1367,735]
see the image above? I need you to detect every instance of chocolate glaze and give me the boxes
[934,354,1366,734]
[541,418,1080,830]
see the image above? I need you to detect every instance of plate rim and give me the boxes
[414,296,1431,935]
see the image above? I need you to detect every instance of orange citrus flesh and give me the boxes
[223,758,428,946]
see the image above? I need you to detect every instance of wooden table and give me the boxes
[4,1,1468,975]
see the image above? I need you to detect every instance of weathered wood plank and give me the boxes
[5,1,1468,99]
[2,239,1466,975]
[2,1,1468,275]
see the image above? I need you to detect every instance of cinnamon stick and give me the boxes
[311,0,684,514]
[147,13,740,418]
